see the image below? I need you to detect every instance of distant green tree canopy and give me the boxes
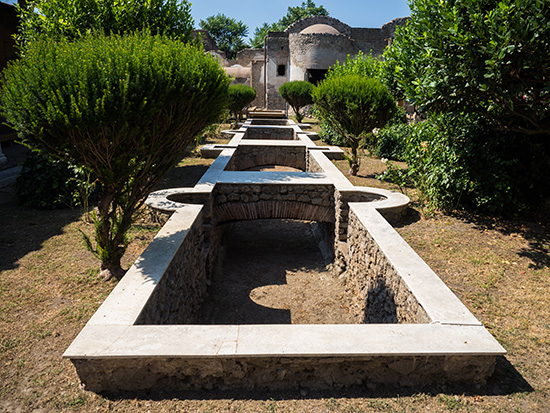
[200,13,248,59]
[250,0,329,48]
[16,0,194,47]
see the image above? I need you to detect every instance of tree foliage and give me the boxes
[0,34,230,279]
[313,75,395,175]
[200,14,248,59]
[403,114,550,215]
[279,81,314,123]
[16,0,194,47]
[250,0,329,48]
[227,84,256,128]
[326,51,383,81]
[384,0,550,136]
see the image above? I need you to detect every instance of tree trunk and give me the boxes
[349,143,360,176]
[98,264,126,281]
[94,187,128,281]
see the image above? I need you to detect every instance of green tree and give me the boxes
[16,0,194,46]
[279,81,314,123]
[0,34,230,280]
[326,51,383,82]
[250,1,329,48]
[200,14,248,59]
[227,84,256,128]
[384,0,550,136]
[313,75,395,175]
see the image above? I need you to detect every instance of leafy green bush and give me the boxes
[326,51,383,81]
[1,33,230,279]
[374,123,410,161]
[318,120,347,146]
[227,84,256,128]
[384,0,550,136]
[405,114,550,215]
[14,151,98,209]
[279,81,314,123]
[16,0,193,46]
[313,75,395,175]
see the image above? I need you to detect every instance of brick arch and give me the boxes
[214,200,334,224]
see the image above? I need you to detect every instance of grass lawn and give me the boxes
[0,133,549,412]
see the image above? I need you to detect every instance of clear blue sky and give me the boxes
[1,0,411,42]
[192,0,411,40]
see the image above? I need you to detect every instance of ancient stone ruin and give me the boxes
[204,16,408,111]
[64,119,505,392]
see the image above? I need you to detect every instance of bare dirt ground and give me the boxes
[198,219,355,325]
[0,135,549,411]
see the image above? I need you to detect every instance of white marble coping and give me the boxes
[194,148,235,190]
[227,131,246,146]
[309,150,355,191]
[349,203,481,326]
[64,324,505,359]
[146,188,211,213]
[347,186,411,211]
[245,124,296,130]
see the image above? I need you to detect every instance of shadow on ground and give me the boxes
[0,202,84,272]
[197,219,343,325]
[154,162,212,190]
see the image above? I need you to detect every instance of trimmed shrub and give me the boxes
[279,81,314,123]
[313,75,395,175]
[0,33,230,279]
[227,84,256,128]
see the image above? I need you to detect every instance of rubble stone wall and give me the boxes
[135,209,222,325]
[213,183,334,224]
[73,354,497,392]
[244,126,296,140]
[344,209,431,324]
[225,145,306,171]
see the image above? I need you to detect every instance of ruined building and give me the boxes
[204,16,408,111]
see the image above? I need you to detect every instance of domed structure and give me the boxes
[300,24,342,35]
